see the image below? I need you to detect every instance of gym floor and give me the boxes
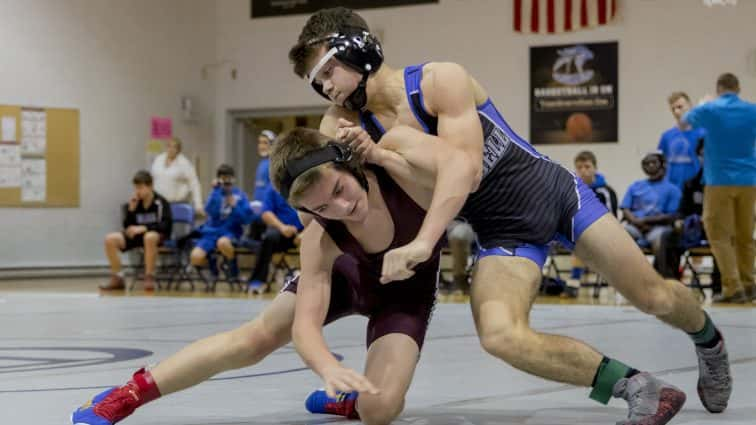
[1,279,754,425]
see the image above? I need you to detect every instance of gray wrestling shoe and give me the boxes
[612,372,686,425]
[695,338,732,413]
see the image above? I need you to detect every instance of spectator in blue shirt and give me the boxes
[655,140,721,294]
[254,130,276,201]
[249,130,277,241]
[621,152,682,259]
[247,186,304,294]
[190,164,253,281]
[658,92,706,189]
[683,73,756,303]
[567,151,619,292]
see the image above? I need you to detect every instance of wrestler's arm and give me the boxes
[291,222,378,396]
[321,105,359,138]
[292,221,341,374]
[376,63,482,250]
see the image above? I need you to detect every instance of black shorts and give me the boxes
[121,231,166,252]
[282,254,438,350]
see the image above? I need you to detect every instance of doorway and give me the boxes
[228,107,325,195]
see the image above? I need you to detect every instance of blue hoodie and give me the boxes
[201,186,253,238]
[587,173,619,217]
[591,173,607,189]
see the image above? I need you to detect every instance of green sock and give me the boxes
[589,357,632,404]
[688,311,718,347]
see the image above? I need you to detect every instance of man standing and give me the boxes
[684,73,756,303]
[658,92,706,190]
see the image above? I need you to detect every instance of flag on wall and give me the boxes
[514,0,617,34]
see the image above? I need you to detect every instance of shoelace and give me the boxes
[93,385,140,422]
[703,353,730,389]
[622,379,662,419]
[626,386,647,418]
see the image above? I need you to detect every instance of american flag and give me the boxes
[514,0,618,34]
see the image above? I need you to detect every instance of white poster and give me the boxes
[1,116,16,142]
[21,110,46,155]
[21,158,46,202]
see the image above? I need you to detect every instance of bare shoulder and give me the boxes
[422,62,470,93]
[423,61,469,78]
[420,62,487,113]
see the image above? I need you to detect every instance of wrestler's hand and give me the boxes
[380,239,433,284]
[336,118,380,164]
[320,364,380,398]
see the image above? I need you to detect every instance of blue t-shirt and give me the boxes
[657,126,705,189]
[683,93,756,186]
[262,187,304,231]
[253,158,271,202]
[620,179,681,218]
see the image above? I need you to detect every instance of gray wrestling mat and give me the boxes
[1,292,754,424]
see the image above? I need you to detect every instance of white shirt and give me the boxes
[151,152,203,210]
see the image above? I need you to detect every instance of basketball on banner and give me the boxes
[530,41,618,144]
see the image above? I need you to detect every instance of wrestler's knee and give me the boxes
[479,324,533,363]
[357,393,405,425]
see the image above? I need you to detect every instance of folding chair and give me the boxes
[270,246,301,286]
[681,242,713,299]
[157,203,196,290]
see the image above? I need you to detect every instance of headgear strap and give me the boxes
[279,142,353,201]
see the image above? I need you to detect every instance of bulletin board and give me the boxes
[0,105,79,207]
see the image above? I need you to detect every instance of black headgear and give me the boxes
[641,151,666,169]
[305,30,383,111]
[279,142,369,207]
[216,163,236,178]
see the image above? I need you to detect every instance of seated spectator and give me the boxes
[568,151,619,289]
[441,220,476,295]
[151,137,204,217]
[246,186,304,294]
[101,170,172,291]
[249,130,276,240]
[190,164,253,281]
[658,92,706,190]
[621,151,681,258]
[656,141,721,294]
[574,150,619,216]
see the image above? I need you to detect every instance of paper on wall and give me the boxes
[1,116,16,142]
[21,110,46,155]
[21,158,45,202]
[0,145,21,167]
[0,166,21,188]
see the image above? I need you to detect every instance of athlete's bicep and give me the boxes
[294,222,341,326]
[428,63,484,185]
